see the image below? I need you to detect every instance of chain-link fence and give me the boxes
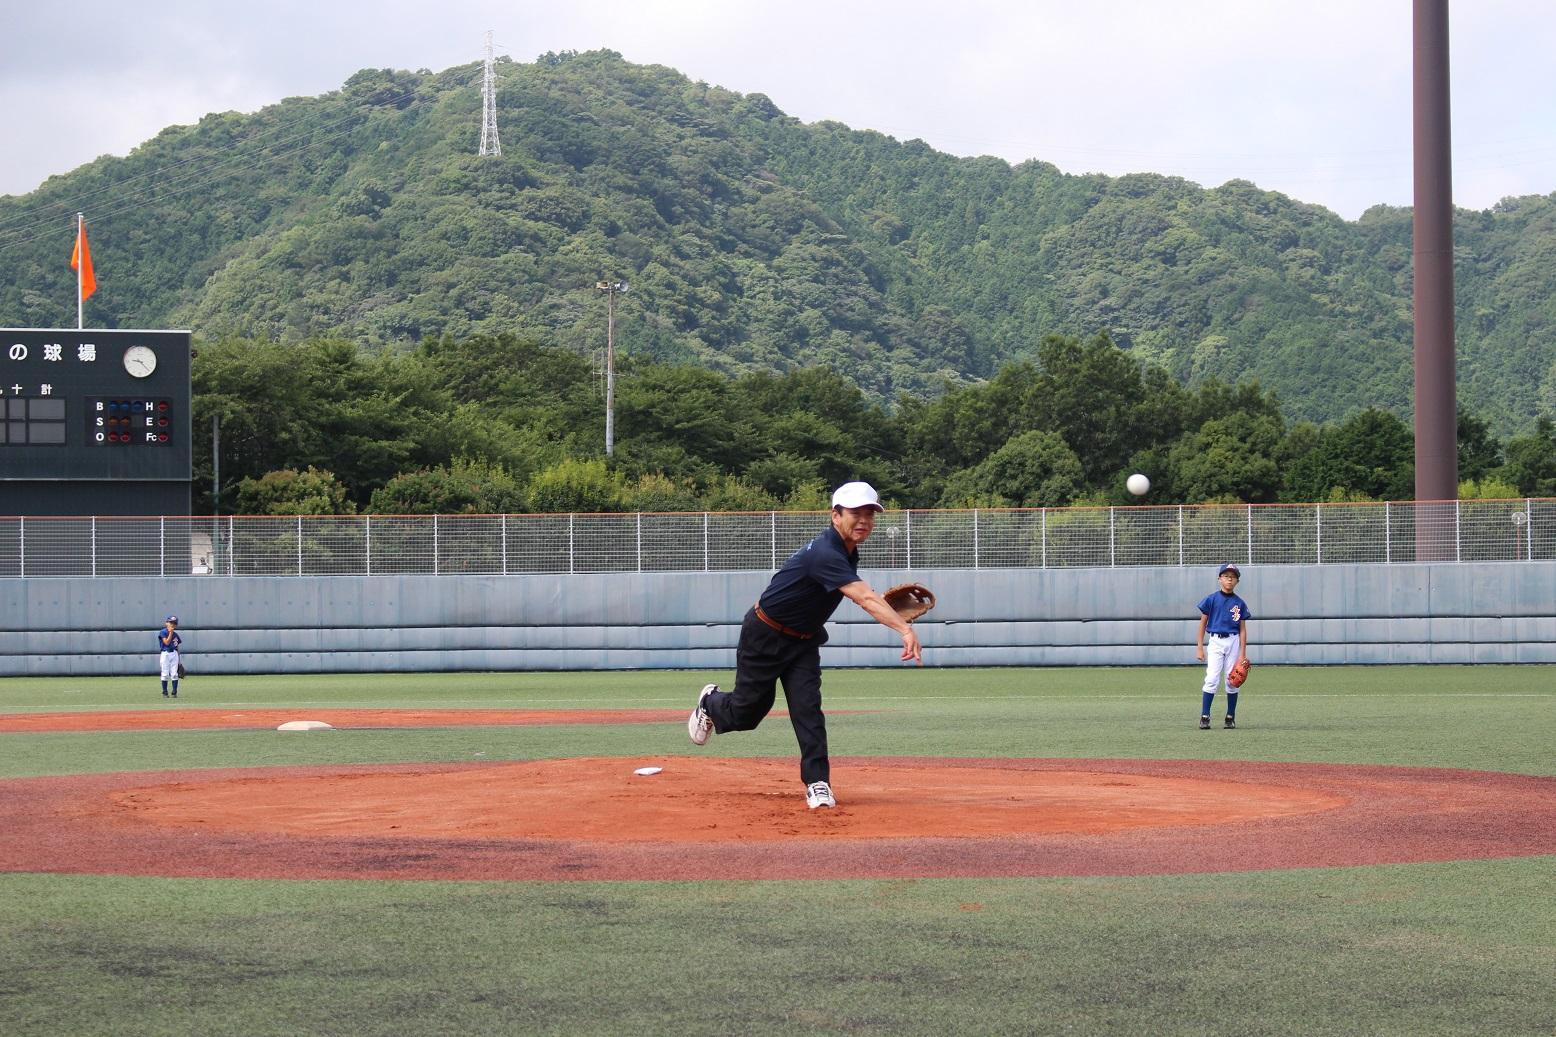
[1,500,1551,577]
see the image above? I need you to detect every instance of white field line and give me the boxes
[17,692,1552,713]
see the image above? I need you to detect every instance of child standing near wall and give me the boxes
[158,615,182,698]
[1195,564,1250,729]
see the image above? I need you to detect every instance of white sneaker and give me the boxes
[805,781,836,809]
[688,683,716,746]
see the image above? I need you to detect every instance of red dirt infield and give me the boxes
[3,747,1554,881]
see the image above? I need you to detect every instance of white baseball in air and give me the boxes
[1126,473,1151,496]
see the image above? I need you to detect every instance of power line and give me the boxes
[0,111,400,256]
[0,84,414,233]
[0,79,452,254]
[0,92,429,249]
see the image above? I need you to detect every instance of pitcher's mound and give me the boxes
[4,756,1555,881]
[108,755,1346,841]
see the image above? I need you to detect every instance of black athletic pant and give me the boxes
[704,608,830,786]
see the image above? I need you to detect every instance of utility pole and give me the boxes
[212,414,221,513]
[1412,0,1457,559]
[595,280,629,457]
[479,30,502,156]
[212,413,221,576]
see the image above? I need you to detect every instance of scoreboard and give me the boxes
[1,328,192,515]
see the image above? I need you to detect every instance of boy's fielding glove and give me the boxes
[882,583,936,623]
[1227,658,1250,688]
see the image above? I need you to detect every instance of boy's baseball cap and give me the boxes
[1217,564,1240,577]
[166,615,179,623]
[831,481,883,511]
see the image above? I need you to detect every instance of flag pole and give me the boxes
[76,212,85,330]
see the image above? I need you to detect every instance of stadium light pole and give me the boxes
[595,279,628,457]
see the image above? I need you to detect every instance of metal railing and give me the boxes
[0,500,1550,578]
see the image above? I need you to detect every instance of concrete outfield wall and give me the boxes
[3,562,1555,676]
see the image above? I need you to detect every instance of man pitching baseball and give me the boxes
[687,481,923,810]
[158,615,182,698]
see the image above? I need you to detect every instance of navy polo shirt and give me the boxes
[757,524,862,634]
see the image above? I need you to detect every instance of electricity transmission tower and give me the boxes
[479,30,502,156]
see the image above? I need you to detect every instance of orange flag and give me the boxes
[71,220,97,301]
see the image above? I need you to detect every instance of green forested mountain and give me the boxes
[2,49,1554,431]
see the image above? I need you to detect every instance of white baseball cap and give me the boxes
[831,481,883,511]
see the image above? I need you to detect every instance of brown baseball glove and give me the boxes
[882,583,936,623]
[1227,658,1249,688]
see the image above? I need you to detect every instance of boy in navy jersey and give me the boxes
[158,615,182,698]
[1195,564,1250,728]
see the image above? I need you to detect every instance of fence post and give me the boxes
[1455,499,1462,562]
[906,508,913,570]
[636,512,643,573]
[1385,502,1392,564]
[569,513,576,575]
[1107,501,1120,566]
[296,515,303,575]
[1526,498,1534,560]
[1178,505,1184,567]
[1315,503,1322,565]
[95,516,101,578]
[703,512,709,572]
[1041,508,1048,568]
[973,509,980,570]
[17,516,22,578]
[1246,504,1254,567]
[499,514,506,575]
[366,515,373,576]
[770,512,777,570]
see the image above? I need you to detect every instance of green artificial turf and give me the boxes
[1,666,1553,1036]
[2,665,1552,777]
[1,863,1551,1037]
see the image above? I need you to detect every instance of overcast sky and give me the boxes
[3,1,1554,220]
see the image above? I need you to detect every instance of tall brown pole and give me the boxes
[1413,0,1458,559]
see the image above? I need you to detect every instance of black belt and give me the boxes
[754,605,815,640]
[1210,633,1233,638]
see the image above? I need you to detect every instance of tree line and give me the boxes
[6,51,1555,438]
[194,331,1556,515]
